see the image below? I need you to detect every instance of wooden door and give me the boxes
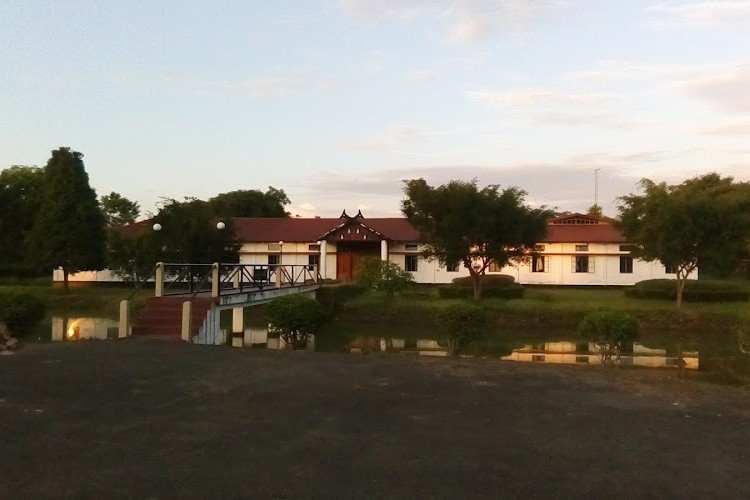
[337,253,353,282]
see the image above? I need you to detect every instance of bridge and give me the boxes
[130,262,320,343]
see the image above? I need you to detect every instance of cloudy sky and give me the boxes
[2,0,749,217]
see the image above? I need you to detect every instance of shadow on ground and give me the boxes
[2,339,750,498]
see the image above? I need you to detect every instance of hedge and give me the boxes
[316,284,363,314]
[0,291,46,335]
[438,283,524,300]
[624,279,749,302]
[451,274,516,287]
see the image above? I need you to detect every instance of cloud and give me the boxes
[539,111,639,130]
[191,68,327,97]
[567,60,707,83]
[338,125,444,152]
[675,63,750,114]
[647,1,750,30]
[696,119,750,135]
[406,68,442,81]
[335,0,569,43]
[466,88,617,109]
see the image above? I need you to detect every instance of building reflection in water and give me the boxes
[51,317,119,341]
[502,341,699,369]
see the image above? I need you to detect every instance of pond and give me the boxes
[27,311,749,386]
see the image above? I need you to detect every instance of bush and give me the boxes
[437,282,524,300]
[316,284,362,315]
[624,279,748,302]
[436,304,487,355]
[0,291,46,336]
[355,257,415,297]
[267,294,325,349]
[578,311,639,364]
[451,274,515,287]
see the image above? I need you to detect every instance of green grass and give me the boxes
[0,281,152,317]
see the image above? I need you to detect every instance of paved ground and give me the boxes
[2,339,750,499]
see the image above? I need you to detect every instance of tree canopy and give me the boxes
[100,191,140,227]
[208,187,290,218]
[401,178,552,300]
[617,173,750,308]
[26,148,107,290]
[152,197,240,264]
[0,165,45,274]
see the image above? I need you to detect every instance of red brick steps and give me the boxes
[132,296,217,340]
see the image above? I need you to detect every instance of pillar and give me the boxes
[380,240,388,261]
[155,262,164,297]
[118,300,129,338]
[232,307,244,342]
[319,240,327,280]
[211,262,220,297]
[181,301,192,342]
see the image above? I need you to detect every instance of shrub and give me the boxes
[437,282,524,300]
[451,274,515,288]
[0,291,45,336]
[267,294,325,349]
[437,304,487,355]
[355,257,415,297]
[316,284,362,314]
[577,311,639,364]
[625,279,748,302]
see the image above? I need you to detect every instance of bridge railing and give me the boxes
[156,263,216,297]
[155,262,319,297]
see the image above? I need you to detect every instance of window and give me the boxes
[665,264,677,274]
[308,244,321,251]
[268,254,280,267]
[620,256,633,273]
[531,354,545,362]
[575,355,590,364]
[308,254,320,271]
[534,244,545,251]
[488,260,503,272]
[446,261,460,272]
[268,243,281,252]
[619,244,633,252]
[531,255,548,273]
[405,255,418,272]
[573,256,592,273]
[405,243,419,251]
[575,244,589,252]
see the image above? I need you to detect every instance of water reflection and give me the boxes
[51,317,119,341]
[502,341,699,370]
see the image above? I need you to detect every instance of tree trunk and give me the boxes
[675,276,687,309]
[63,267,69,293]
[472,273,482,301]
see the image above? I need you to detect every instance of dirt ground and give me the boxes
[2,339,750,499]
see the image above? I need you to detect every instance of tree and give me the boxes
[267,294,325,349]
[578,311,639,365]
[152,197,240,264]
[437,303,487,356]
[26,148,107,291]
[617,174,750,309]
[0,165,46,274]
[586,204,603,218]
[355,256,415,297]
[100,191,140,227]
[208,187,290,218]
[107,229,159,285]
[401,178,552,300]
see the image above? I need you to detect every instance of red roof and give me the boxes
[545,214,625,243]
[232,217,420,243]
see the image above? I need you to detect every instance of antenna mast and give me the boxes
[594,168,601,207]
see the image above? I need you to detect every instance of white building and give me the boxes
[54,211,696,286]
[233,211,695,286]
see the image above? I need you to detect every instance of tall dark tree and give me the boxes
[100,191,140,227]
[152,197,240,264]
[0,165,45,275]
[617,173,750,308]
[26,148,107,290]
[208,187,290,218]
[402,179,552,300]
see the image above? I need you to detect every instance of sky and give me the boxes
[2,0,750,218]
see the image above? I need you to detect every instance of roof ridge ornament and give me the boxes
[354,209,364,219]
[339,209,349,219]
